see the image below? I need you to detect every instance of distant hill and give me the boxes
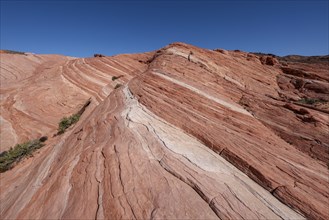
[251,52,329,63]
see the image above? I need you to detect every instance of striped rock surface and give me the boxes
[0,43,328,219]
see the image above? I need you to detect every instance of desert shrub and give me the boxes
[112,75,124,81]
[56,99,91,135]
[114,84,122,89]
[0,139,45,172]
[58,114,80,134]
[2,50,25,55]
[298,98,321,105]
[94,54,105,57]
[39,136,48,142]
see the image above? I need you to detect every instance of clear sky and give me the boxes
[1,0,328,57]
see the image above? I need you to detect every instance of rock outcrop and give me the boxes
[0,52,151,152]
[259,55,279,66]
[0,43,328,219]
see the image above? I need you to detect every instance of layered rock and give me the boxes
[0,86,304,219]
[129,43,329,219]
[0,43,328,219]
[0,52,151,151]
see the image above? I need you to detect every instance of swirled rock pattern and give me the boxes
[0,52,151,151]
[0,43,328,219]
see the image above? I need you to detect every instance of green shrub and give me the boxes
[58,114,80,134]
[0,139,45,172]
[298,98,321,105]
[2,50,25,55]
[114,84,122,89]
[57,99,91,135]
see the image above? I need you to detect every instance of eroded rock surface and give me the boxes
[0,52,151,151]
[0,43,328,219]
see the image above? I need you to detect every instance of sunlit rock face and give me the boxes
[0,44,328,219]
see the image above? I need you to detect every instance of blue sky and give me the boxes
[1,0,328,57]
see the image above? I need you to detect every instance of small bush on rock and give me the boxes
[298,98,322,105]
[0,139,45,172]
[58,114,80,134]
[114,84,122,89]
[57,99,91,135]
[2,50,25,55]
[112,75,124,81]
[39,136,48,142]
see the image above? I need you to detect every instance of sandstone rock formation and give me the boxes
[0,43,328,219]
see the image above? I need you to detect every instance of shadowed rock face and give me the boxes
[0,43,328,219]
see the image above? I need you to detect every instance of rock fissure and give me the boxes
[223,183,260,217]
[157,159,222,219]
[95,184,101,220]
